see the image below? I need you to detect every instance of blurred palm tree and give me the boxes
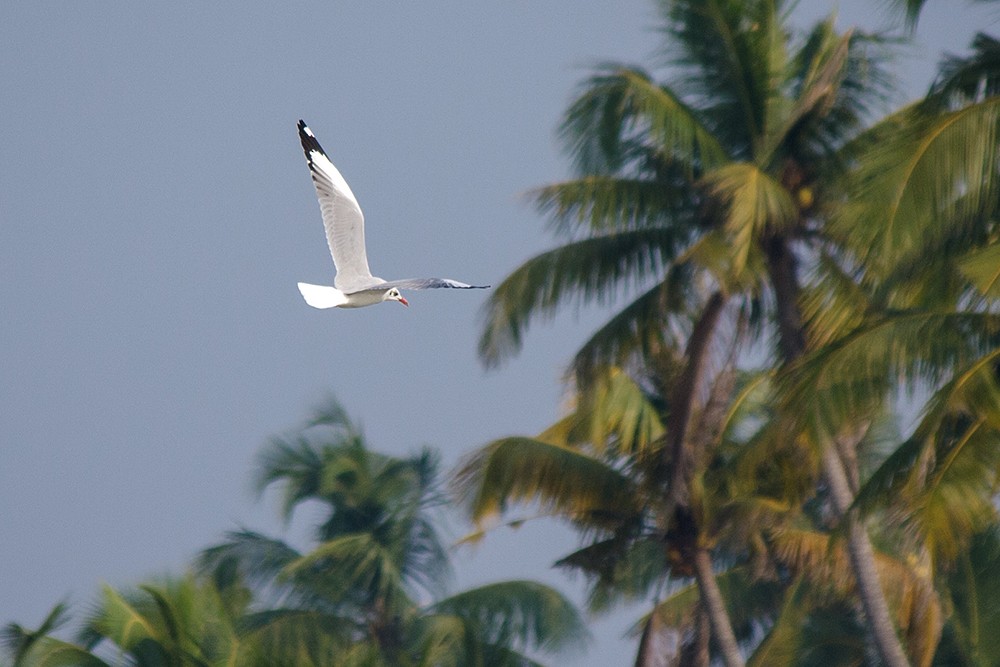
[2,575,252,667]
[197,398,588,667]
[4,400,587,667]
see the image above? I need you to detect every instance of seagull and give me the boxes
[296,120,488,308]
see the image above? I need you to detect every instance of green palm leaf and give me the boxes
[544,366,666,458]
[558,538,668,613]
[569,272,693,385]
[4,638,110,667]
[238,608,351,666]
[282,533,410,611]
[429,581,588,654]
[83,585,163,653]
[762,21,853,164]
[410,614,465,667]
[938,527,1000,665]
[660,0,782,151]
[782,311,1000,440]
[2,603,71,664]
[747,578,810,667]
[836,97,1000,274]
[561,65,728,175]
[957,243,1000,299]
[2,603,111,667]
[477,228,684,367]
[702,162,797,274]
[799,251,872,350]
[454,437,638,523]
[532,176,693,237]
[198,530,302,598]
[932,32,1000,104]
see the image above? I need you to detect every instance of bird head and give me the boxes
[384,287,409,307]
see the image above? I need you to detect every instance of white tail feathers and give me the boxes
[297,282,348,309]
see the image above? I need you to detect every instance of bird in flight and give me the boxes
[296,120,488,308]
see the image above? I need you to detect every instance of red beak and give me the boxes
[399,297,409,307]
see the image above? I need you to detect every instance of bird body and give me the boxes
[296,120,488,308]
[297,282,406,309]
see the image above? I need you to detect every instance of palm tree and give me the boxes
[474,0,911,664]
[800,11,1000,662]
[2,575,252,667]
[4,399,587,667]
[457,357,754,667]
[198,398,588,666]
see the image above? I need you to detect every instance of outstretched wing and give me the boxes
[298,120,380,292]
[375,277,490,290]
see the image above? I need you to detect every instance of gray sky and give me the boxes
[2,2,995,664]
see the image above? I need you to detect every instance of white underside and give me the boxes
[297,282,349,308]
[297,282,384,308]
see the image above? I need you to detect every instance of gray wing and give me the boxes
[374,277,490,290]
[298,121,381,293]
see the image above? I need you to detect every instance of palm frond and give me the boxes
[545,366,667,459]
[282,533,410,611]
[956,242,1000,299]
[472,643,548,667]
[409,614,466,667]
[835,97,1000,275]
[477,228,683,367]
[747,578,810,667]
[850,350,1000,565]
[799,250,871,350]
[769,525,942,658]
[660,0,784,153]
[1,634,110,667]
[905,420,1000,562]
[197,530,302,605]
[940,526,1000,664]
[797,25,898,167]
[763,20,852,163]
[1,602,73,664]
[81,585,163,653]
[931,33,1000,105]
[681,227,769,293]
[253,434,326,518]
[306,395,358,432]
[886,0,928,29]
[239,608,352,665]
[560,65,728,175]
[430,581,588,654]
[781,311,1000,441]
[532,176,694,237]
[556,538,668,613]
[453,437,638,524]
[569,270,693,386]
[701,162,797,274]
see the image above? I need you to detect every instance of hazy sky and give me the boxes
[2,2,996,664]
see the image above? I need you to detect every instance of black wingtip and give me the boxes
[297,119,326,158]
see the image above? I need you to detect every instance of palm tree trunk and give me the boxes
[684,601,711,667]
[765,235,911,667]
[659,291,745,666]
[665,291,727,507]
[694,604,711,667]
[822,444,912,667]
[691,547,744,667]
